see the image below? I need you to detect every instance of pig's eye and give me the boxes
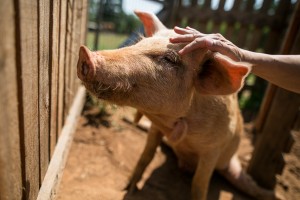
[164,55,177,64]
[163,52,178,64]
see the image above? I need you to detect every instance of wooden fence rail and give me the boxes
[0,0,88,200]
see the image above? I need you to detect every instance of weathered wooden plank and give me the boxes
[78,0,88,91]
[17,1,40,199]
[38,0,51,185]
[37,87,86,200]
[57,0,68,136]
[69,0,80,101]
[64,0,74,120]
[74,0,84,90]
[80,0,88,45]
[50,0,61,157]
[0,1,23,199]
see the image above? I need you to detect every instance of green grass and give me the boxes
[86,31,128,50]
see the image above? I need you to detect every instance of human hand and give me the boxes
[170,26,244,62]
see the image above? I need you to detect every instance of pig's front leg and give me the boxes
[126,124,163,194]
[192,151,219,200]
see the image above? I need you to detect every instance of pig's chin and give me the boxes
[82,81,132,104]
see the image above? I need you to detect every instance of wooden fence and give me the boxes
[0,0,88,200]
[167,0,296,53]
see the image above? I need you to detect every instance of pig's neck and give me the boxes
[143,93,236,138]
[143,112,182,135]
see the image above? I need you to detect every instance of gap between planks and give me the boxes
[37,86,86,200]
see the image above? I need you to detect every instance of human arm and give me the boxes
[170,26,300,94]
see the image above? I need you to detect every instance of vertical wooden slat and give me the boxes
[49,0,60,156]
[0,0,22,199]
[235,0,255,48]
[80,0,88,46]
[16,0,40,199]
[75,0,85,90]
[57,0,67,136]
[38,0,51,185]
[69,0,79,101]
[64,0,74,120]
[247,0,273,52]
[224,0,242,43]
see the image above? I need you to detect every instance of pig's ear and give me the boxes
[194,53,251,95]
[134,10,167,37]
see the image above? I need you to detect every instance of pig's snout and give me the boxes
[77,46,96,81]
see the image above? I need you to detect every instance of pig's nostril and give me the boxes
[81,62,89,77]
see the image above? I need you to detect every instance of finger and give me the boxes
[186,26,206,35]
[185,26,197,32]
[179,38,213,55]
[173,26,193,35]
[206,40,240,61]
[186,26,199,32]
[169,34,196,43]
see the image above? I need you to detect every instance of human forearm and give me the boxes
[170,27,300,93]
[241,50,300,94]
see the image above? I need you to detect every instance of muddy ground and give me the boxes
[57,100,300,200]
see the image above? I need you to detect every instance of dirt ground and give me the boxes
[56,100,300,200]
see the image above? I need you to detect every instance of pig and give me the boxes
[77,11,276,200]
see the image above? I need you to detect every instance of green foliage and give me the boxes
[114,13,141,34]
[86,31,128,50]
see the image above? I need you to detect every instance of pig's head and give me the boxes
[77,11,250,117]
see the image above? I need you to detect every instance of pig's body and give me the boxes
[77,11,276,200]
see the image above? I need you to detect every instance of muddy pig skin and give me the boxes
[77,11,276,200]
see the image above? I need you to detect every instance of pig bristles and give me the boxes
[97,82,111,91]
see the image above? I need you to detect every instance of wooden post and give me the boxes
[248,90,300,189]
[0,1,23,199]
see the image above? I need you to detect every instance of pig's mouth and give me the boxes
[82,80,134,103]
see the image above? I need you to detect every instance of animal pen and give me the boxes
[0,0,300,200]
